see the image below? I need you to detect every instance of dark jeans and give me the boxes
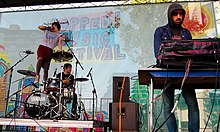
[162,87,200,132]
[64,93,77,114]
[71,93,77,115]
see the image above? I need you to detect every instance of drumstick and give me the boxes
[64,74,75,86]
[67,74,71,80]
[63,74,72,82]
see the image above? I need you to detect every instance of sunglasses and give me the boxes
[172,11,184,16]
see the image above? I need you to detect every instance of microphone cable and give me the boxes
[152,62,170,132]
[118,76,126,132]
[154,58,192,132]
[32,119,47,132]
[203,39,220,132]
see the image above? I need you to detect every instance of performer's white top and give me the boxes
[40,30,61,49]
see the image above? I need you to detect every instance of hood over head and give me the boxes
[168,3,186,28]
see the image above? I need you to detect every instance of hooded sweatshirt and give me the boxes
[153,3,192,57]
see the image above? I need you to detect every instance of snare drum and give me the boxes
[25,91,57,118]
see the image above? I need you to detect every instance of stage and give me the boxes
[138,68,220,132]
[0,118,109,131]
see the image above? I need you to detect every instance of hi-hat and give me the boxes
[75,78,89,82]
[52,51,73,62]
[17,70,36,77]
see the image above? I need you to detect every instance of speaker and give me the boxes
[109,102,139,132]
[113,76,130,102]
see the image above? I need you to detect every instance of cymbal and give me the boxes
[52,51,73,62]
[17,70,36,77]
[75,77,89,82]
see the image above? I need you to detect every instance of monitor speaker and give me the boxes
[109,102,139,132]
[113,76,130,102]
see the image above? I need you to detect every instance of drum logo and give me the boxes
[30,96,46,102]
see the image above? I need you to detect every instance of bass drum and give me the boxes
[25,91,57,118]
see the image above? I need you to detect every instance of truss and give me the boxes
[0,0,217,13]
[0,1,131,13]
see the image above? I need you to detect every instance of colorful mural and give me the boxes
[183,3,216,38]
[0,32,11,116]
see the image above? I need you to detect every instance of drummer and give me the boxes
[56,63,78,118]
[34,22,63,86]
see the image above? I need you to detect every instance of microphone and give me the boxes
[86,68,92,77]
[53,68,57,77]
[63,34,73,42]
[60,20,69,24]
[63,36,71,42]
[45,26,51,30]
[23,50,34,54]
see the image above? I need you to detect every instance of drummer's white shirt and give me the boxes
[40,30,62,49]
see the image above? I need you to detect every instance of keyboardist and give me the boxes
[153,3,199,132]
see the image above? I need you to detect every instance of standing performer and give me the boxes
[56,63,78,118]
[154,3,200,132]
[34,22,63,85]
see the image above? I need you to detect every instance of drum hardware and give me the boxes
[51,47,84,120]
[6,77,42,106]
[11,76,27,84]
[57,99,76,119]
[49,67,76,120]
[17,70,43,92]
[3,53,31,117]
[6,100,27,118]
[77,84,88,121]
[5,78,36,118]
[6,105,18,118]
[51,41,85,119]
[50,95,76,120]
[62,32,74,43]
[62,36,84,86]
[62,37,87,120]
[11,75,28,118]
[86,67,97,120]
[60,85,79,119]
[24,91,58,119]
[78,100,88,121]
[49,65,64,119]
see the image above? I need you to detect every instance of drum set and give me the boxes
[12,51,89,120]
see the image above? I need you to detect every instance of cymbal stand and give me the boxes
[77,84,88,120]
[5,79,31,118]
[4,54,30,117]
[18,76,25,118]
[64,38,86,119]
[5,76,27,100]
[87,69,97,120]
[63,39,84,81]
[62,98,75,119]
[51,65,64,119]
[63,38,86,119]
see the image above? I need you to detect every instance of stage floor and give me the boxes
[0,118,109,129]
